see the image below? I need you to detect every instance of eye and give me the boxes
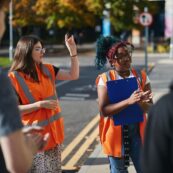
[35,48,41,51]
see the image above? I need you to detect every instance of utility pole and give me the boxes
[9,0,13,61]
[144,7,149,74]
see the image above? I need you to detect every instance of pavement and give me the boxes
[78,55,173,173]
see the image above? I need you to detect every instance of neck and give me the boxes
[114,69,130,78]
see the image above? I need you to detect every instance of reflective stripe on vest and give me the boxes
[42,65,53,82]
[28,113,62,127]
[13,66,61,127]
[13,71,35,103]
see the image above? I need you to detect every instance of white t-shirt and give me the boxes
[98,70,150,87]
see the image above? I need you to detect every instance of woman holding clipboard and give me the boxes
[95,36,153,173]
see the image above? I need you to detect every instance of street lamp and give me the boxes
[9,0,13,61]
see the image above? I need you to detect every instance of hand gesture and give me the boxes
[65,34,77,56]
[39,99,59,110]
[128,90,142,105]
[139,90,153,103]
[23,126,50,153]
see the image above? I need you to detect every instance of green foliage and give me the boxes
[11,0,160,32]
[0,57,11,67]
[105,0,159,31]
[12,0,104,29]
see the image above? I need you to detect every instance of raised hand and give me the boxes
[65,34,77,56]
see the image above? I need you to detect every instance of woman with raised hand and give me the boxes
[8,34,79,173]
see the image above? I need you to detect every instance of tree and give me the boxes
[105,0,158,32]
[12,0,104,29]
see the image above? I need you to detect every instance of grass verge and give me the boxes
[0,57,11,67]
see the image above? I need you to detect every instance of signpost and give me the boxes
[139,8,153,74]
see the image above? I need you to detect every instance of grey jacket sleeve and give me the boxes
[0,69,23,137]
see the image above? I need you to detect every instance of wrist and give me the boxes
[37,101,42,109]
[70,54,77,58]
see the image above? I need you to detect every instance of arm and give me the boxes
[0,70,49,173]
[1,129,49,173]
[56,35,79,80]
[18,100,59,115]
[0,70,34,173]
[1,130,34,173]
[97,85,141,117]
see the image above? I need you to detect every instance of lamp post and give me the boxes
[9,0,13,61]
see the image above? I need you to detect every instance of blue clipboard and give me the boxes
[106,77,143,126]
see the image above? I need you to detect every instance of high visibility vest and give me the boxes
[8,64,64,151]
[95,68,147,157]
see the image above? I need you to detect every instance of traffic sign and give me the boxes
[139,12,153,26]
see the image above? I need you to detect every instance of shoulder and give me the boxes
[96,71,109,85]
[149,92,173,123]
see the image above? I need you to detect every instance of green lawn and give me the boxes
[0,57,11,67]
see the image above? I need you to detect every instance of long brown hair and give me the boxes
[10,35,44,82]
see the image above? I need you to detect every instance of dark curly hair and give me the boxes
[95,36,134,69]
[95,35,119,69]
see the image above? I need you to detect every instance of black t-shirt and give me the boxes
[0,69,23,173]
[53,66,59,76]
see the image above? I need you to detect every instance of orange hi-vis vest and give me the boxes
[96,68,147,157]
[9,64,64,151]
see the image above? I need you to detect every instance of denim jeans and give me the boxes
[108,134,142,173]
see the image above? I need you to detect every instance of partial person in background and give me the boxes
[0,68,49,173]
[95,36,153,173]
[0,0,7,42]
[141,81,173,173]
[0,1,49,173]
[8,34,79,173]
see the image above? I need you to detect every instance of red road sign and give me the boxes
[139,12,153,26]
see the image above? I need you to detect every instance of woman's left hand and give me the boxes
[139,90,153,103]
[65,34,77,56]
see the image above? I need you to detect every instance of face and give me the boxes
[112,46,132,71]
[32,42,45,64]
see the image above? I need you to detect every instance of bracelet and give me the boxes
[70,54,77,58]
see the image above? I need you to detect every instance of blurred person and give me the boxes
[95,36,153,173]
[0,68,49,173]
[0,0,8,41]
[0,1,49,173]
[8,34,79,173]
[141,81,173,173]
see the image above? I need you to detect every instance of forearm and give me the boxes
[69,55,79,80]
[1,131,33,173]
[19,102,40,115]
[101,99,129,117]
